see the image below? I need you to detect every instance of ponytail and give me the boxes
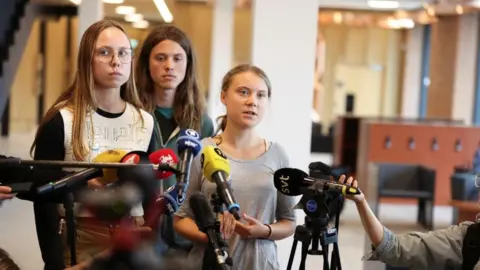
[215,115,227,135]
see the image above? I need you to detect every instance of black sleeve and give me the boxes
[30,112,67,270]
[0,155,33,185]
[147,128,156,155]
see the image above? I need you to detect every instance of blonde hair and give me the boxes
[215,64,272,135]
[30,19,144,160]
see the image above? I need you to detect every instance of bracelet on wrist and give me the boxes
[262,224,272,239]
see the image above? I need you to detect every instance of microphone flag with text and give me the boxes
[273,167,361,197]
[201,145,241,220]
[149,148,179,180]
[176,128,202,201]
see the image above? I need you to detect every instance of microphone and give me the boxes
[148,148,179,179]
[176,129,202,200]
[78,182,143,222]
[189,192,232,270]
[117,151,158,205]
[273,168,361,196]
[143,150,183,230]
[201,145,240,220]
[36,149,127,194]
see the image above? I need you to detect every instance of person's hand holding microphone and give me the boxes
[337,175,364,204]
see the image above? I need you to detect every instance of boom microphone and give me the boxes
[273,168,361,196]
[176,129,202,200]
[201,146,240,220]
[0,158,178,173]
[149,148,179,179]
[36,149,127,194]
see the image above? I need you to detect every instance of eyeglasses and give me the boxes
[95,48,133,64]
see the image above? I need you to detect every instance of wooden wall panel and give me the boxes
[358,122,480,206]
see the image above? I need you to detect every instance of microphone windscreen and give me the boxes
[201,146,230,183]
[189,192,215,232]
[176,129,202,157]
[273,168,308,196]
[149,148,179,179]
[93,149,127,184]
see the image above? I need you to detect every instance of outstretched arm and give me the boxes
[340,175,466,268]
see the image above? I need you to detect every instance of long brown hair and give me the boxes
[136,24,204,132]
[215,64,272,134]
[30,19,144,160]
[0,248,19,270]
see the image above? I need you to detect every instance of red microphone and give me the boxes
[148,148,179,179]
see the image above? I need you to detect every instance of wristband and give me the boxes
[263,224,272,239]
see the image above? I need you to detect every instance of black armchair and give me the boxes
[375,163,436,230]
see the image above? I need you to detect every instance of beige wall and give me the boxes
[7,6,407,135]
[9,19,40,133]
[319,24,403,130]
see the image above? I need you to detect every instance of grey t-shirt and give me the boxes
[364,221,480,269]
[175,137,297,270]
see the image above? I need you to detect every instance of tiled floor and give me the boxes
[0,132,455,270]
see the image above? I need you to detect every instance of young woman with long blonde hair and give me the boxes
[29,20,154,269]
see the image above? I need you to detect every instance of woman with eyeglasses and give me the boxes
[29,20,155,269]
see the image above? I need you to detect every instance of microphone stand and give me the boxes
[64,192,77,266]
[201,193,233,270]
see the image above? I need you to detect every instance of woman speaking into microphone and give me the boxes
[174,64,297,270]
[29,20,155,270]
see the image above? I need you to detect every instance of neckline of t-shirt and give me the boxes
[204,137,274,164]
[94,103,129,119]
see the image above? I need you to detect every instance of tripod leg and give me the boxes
[286,238,298,270]
[299,239,309,270]
[330,242,342,270]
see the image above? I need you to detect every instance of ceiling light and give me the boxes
[132,20,150,29]
[153,0,173,23]
[456,5,464,14]
[125,13,144,23]
[368,1,399,9]
[103,0,124,3]
[115,6,136,15]
[386,17,414,29]
[333,12,342,24]
[69,0,81,4]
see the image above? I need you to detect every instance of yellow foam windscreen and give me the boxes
[201,146,230,183]
[93,149,127,184]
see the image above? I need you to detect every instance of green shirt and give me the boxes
[151,108,215,190]
[150,108,215,251]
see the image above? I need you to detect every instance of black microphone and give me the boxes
[273,167,361,196]
[36,168,103,194]
[176,129,203,202]
[189,192,231,270]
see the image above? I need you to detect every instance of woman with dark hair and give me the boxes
[135,24,214,254]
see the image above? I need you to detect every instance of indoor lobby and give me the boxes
[0,0,479,269]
